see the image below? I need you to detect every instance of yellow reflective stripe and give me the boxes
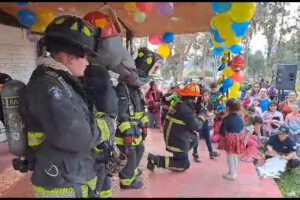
[100,189,113,198]
[95,112,106,118]
[28,132,45,147]
[141,116,149,125]
[130,112,144,120]
[166,145,184,153]
[83,26,92,37]
[115,135,143,146]
[96,118,111,143]
[94,146,103,154]
[165,157,169,168]
[169,167,185,171]
[166,115,185,125]
[120,177,135,186]
[54,18,65,25]
[118,122,131,133]
[87,176,97,191]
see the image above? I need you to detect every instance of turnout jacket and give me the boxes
[23,60,101,190]
[115,82,149,145]
[163,99,202,153]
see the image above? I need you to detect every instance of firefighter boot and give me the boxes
[120,179,144,189]
[209,151,221,159]
[147,153,158,171]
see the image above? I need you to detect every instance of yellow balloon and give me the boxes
[32,23,46,33]
[124,2,137,15]
[223,67,235,78]
[212,38,223,48]
[37,10,56,24]
[218,26,235,40]
[158,44,171,59]
[224,37,242,48]
[213,13,232,30]
[228,89,240,99]
[229,3,256,23]
[232,82,240,91]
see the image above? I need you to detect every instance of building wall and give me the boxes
[0,24,37,84]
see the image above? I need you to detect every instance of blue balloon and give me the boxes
[212,3,232,14]
[230,45,243,55]
[217,103,226,113]
[213,30,225,43]
[219,86,228,94]
[162,32,175,44]
[232,21,250,37]
[218,63,226,71]
[210,28,217,36]
[17,2,29,6]
[223,78,234,89]
[213,48,224,56]
[209,38,214,47]
[17,10,37,27]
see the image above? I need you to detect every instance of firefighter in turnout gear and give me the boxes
[21,15,102,197]
[115,47,162,189]
[84,65,127,198]
[147,83,203,172]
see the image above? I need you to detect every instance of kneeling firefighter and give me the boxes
[147,83,203,172]
[2,15,103,198]
[84,65,127,198]
[114,47,162,189]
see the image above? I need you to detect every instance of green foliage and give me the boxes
[246,50,269,77]
[275,167,300,197]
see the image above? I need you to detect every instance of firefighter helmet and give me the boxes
[230,55,245,72]
[177,83,201,97]
[83,11,122,39]
[44,15,97,56]
[135,47,162,79]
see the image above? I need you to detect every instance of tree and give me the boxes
[246,50,268,78]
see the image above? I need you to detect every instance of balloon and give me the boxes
[17,2,29,6]
[31,22,46,33]
[157,2,174,16]
[217,77,224,85]
[213,13,232,31]
[17,10,38,27]
[229,3,256,23]
[232,72,245,83]
[213,30,225,43]
[224,37,242,48]
[218,63,226,71]
[218,25,235,40]
[211,3,232,14]
[124,2,137,15]
[134,10,147,23]
[211,38,223,48]
[162,32,175,44]
[223,78,234,89]
[149,35,163,45]
[26,29,41,42]
[36,10,56,25]
[213,47,224,56]
[158,44,171,59]
[231,21,250,37]
[137,3,155,14]
[230,44,243,55]
[228,90,240,99]
[223,67,235,78]
[209,38,213,47]
[219,86,228,94]
[231,82,240,90]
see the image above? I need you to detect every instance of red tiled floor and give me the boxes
[0,129,283,198]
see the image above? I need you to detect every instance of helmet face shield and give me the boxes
[148,59,163,77]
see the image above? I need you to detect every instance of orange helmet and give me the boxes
[177,83,201,97]
[83,9,122,39]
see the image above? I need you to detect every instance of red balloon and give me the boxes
[232,72,245,83]
[137,3,155,14]
[230,55,245,72]
[149,35,162,45]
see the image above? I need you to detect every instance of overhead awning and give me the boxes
[0,2,214,37]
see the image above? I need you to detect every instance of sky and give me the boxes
[250,3,299,55]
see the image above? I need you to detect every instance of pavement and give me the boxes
[0,128,283,198]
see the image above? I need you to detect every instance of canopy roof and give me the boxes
[0,2,214,37]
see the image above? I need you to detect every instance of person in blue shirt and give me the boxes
[266,125,300,169]
[259,87,271,113]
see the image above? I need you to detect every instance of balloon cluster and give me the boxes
[124,2,174,24]
[217,52,246,99]
[16,2,56,42]
[148,31,175,59]
[209,2,256,56]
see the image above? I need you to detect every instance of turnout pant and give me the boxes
[95,163,112,198]
[117,143,145,186]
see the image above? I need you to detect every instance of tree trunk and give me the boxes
[178,42,193,82]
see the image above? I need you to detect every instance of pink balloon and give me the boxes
[149,35,162,45]
[232,72,244,83]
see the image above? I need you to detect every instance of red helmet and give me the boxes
[230,55,245,72]
[83,10,122,39]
